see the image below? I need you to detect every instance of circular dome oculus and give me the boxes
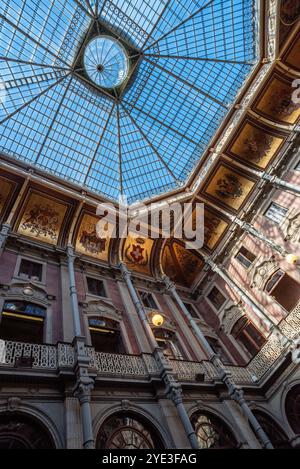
[83,36,129,89]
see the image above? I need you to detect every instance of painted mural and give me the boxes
[17,192,67,245]
[254,74,300,125]
[75,212,113,261]
[123,233,154,276]
[228,121,286,169]
[204,165,255,211]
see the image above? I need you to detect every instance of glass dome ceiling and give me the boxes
[83,36,129,89]
[0,0,259,203]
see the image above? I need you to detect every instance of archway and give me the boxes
[0,413,55,449]
[96,412,164,449]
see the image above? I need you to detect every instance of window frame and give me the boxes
[235,246,256,269]
[14,255,46,285]
[264,202,288,225]
[85,275,107,298]
[206,285,228,313]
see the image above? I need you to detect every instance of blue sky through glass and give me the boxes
[0,0,259,202]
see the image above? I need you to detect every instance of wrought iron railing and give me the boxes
[0,303,299,384]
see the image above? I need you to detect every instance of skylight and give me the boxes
[0,0,259,202]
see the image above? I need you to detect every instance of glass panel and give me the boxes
[264,203,288,224]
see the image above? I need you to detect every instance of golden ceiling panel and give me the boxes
[162,240,203,287]
[75,212,112,261]
[123,233,154,276]
[202,163,256,212]
[226,119,287,170]
[0,177,14,219]
[203,209,229,251]
[253,72,300,125]
[280,0,300,26]
[282,31,300,72]
[17,192,68,245]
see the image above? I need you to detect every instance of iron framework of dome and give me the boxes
[0,0,259,202]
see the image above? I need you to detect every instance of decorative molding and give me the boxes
[220,304,245,335]
[250,256,279,289]
[0,281,50,306]
[285,211,300,242]
[82,298,122,322]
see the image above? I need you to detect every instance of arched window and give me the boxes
[0,301,46,343]
[0,413,55,449]
[232,316,266,358]
[265,270,300,312]
[96,413,164,449]
[154,329,183,360]
[88,317,124,353]
[191,411,238,449]
[252,410,291,449]
[285,385,300,435]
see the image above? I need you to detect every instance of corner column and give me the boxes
[162,275,273,450]
[119,262,199,449]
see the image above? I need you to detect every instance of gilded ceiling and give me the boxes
[0,1,300,287]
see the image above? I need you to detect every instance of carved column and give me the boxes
[73,337,95,449]
[263,174,300,196]
[119,262,199,449]
[162,274,273,450]
[0,223,10,253]
[66,245,82,337]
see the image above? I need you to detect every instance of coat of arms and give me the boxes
[271,89,300,118]
[215,174,244,200]
[243,133,273,163]
[125,238,148,265]
[80,229,106,254]
[21,203,59,240]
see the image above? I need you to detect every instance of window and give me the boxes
[235,246,256,269]
[154,329,183,360]
[205,337,231,364]
[18,259,43,282]
[191,411,238,449]
[207,287,226,311]
[183,302,199,319]
[88,317,123,353]
[86,277,106,297]
[97,413,164,449]
[232,317,266,358]
[264,203,288,224]
[139,291,157,309]
[0,301,45,343]
[265,270,300,312]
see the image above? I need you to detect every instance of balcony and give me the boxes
[0,303,299,385]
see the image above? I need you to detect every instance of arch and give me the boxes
[93,403,171,449]
[0,407,60,449]
[285,384,300,436]
[251,409,291,449]
[96,411,165,449]
[190,409,238,449]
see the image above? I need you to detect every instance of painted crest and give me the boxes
[243,134,273,163]
[125,237,148,265]
[21,204,59,240]
[215,174,244,200]
[80,228,106,254]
